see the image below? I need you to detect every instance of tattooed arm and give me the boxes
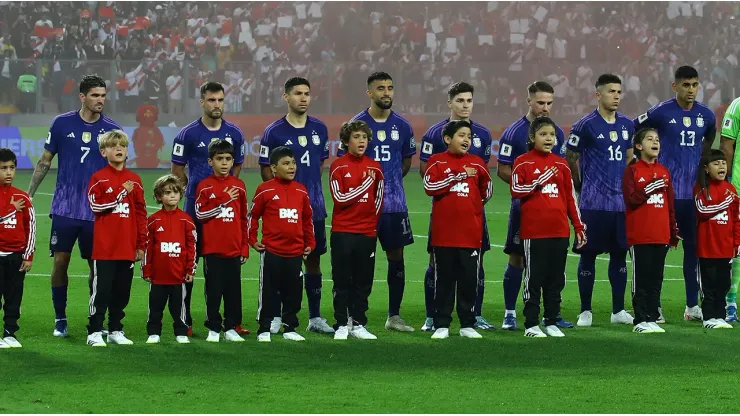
[28,149,55,198]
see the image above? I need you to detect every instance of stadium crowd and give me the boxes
[0,1,739,116]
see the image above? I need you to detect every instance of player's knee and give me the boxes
[386,248,404,262]
[52,252,72,268]
[304,255,321,275]
[508,254,524,269]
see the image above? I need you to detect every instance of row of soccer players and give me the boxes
[12,66,725,345]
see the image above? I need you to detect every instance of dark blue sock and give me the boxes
[424,264,435,318]
[608,251,628,314]
[503,264,523,311]
[388,260,405,316]
[51,285,68,320]
[305,273,322,319]
[475,260,485,316]
[577,253,597,312]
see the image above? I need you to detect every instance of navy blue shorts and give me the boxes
[674,199,697,250]
[49,215,94,259]
[426,212,490,254]
[184,198,203,258]
[377,212,414,251]
[572,210,627,254]
[503,199,523,256]
[313,218,328,256]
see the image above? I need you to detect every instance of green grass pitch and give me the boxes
[1,169,737,413]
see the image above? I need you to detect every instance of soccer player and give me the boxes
[495,81,572,330]
[86,130,147,347]
[250,146,316,343]
[565,74,635,327]
[0,148,36,349]
[419,81,495,331]
[718,96,740,322]
[194,140,249,343]
[27,74,122,338]
[340,72,416,332]
[423,120,492,340]
[141,174,196,344]
[634,65,717,322]
[258,77,334,334]
[170,81,247,336]
[329,120,385,340]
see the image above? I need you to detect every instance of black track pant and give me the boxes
[203,255,242,332]
[0,253,25,337]
[257,251,303,334]
[432,247,479,329]
[330,232,377,328]
[629,244,667,324]
[523,238,569,329]
[88,260,134,334]
[699,257,732,320]
[147,283,188,336]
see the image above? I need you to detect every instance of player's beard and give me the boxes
[86,101,104,114]
[290,105,307,116]
[374,97,393,110]
[207,109,223,120]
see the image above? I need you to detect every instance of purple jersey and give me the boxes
[633,98,717,200]
[419,118,493,163]
[171,118,245,200]
[258,116,330,220]
[567,110,634,212]
[338,109,416,214]
[496,116,566,167]
[44,111,122,221]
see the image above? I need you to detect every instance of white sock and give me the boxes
[505,310,516,316]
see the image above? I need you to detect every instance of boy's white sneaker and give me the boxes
[307,317,335,334]
[175,336,190,344]
[385,315,415,332]
[334,325,349,340]
[459,327,483,338]
[2,336,22,348]
[524,326,547,337]
[648,322,665,333]
[431,328,449,339]
[224,329,245,342]
[146,335,160,344]
[350,325,377,340]
[716,318,733,329]
[684,305,703,321]
[544,325,565,337]
[107,331,134,345]
[270,317,282,334]
[611,310,634,324]
[206,330,220,343]
[257,332,271,342]
[577,311,593,327]
[0,338,10,349]
[633,322,653,333]
[87,332,106,347]
[283,332,305,341]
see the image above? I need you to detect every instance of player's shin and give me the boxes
[304,273,322,319]
[387,259,405,316]
[577,253,597,313]
[608,251,628,314]
[503,262,524,312]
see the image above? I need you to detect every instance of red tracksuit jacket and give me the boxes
[622,159,678,246]
[423,151,492,248]
[0,185,35,261]
[694,181,740,258]
[142,208,197,284]
[87,165,147,261]
[510,149,585,240]
[195,174,249,258]
[329,153,384,237]
[248,178,316,257]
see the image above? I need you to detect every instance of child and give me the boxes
[249,146,316,343]
[86,130,147,347]
[0,148,35,349]
[423,120,492,339]
[622,128,679,334]
[195,139,249,343]
[329,120,384,340]
[142,174,197,344]
[510,117,586,338]
[694,149,739,329]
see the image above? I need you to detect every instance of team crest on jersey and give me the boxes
[609,131,618,142]
[683,117,692,127]
[697,115,704,128]
[377,131,387,142]
[82,132,92,143]
[473,137,481,148]
[312,134,320,145]
[298,135,308,147]
[622,129,629,140]
[391,129,399,141]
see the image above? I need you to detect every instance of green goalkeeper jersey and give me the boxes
[723,97,740,187]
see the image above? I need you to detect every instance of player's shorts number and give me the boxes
[680,130,696,146]
[80,146,90,163]
[401,217,410,235]
[300,150,310,166]
[374,145,391,162]
[608,145,622,161]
